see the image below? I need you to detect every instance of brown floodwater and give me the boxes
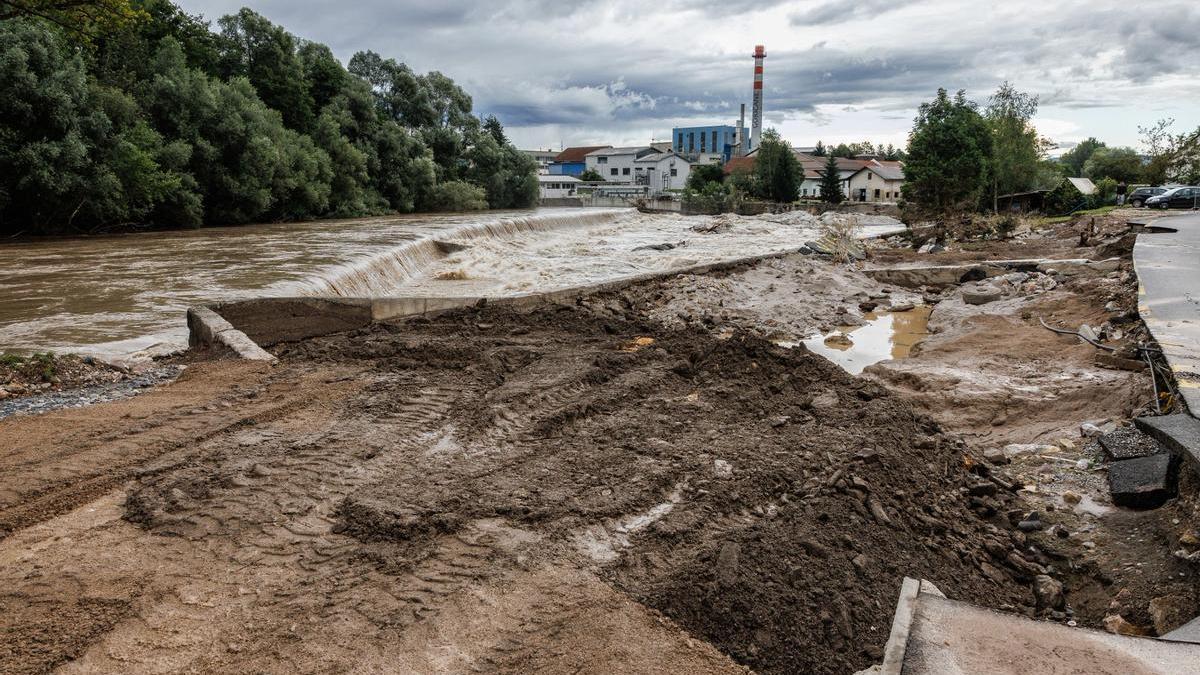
[0,209,597,360]
[801,305,933,374]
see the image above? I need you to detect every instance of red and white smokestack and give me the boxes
[750,44,765,152]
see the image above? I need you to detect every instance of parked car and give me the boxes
[1145,186,1200,209]
[1128,186,1168,207]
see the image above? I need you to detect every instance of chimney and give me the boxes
[750,44,765,152]
[737,103,746,157]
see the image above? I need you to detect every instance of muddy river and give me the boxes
[0,208,904,360]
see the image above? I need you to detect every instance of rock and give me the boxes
[1105,301,1120,313]
[713,459,734,479]
[1108,452,1174,508]
[632,242,681,252]
[770,415,790,428]
[1018,519,1044,532]
[1103,614,1149,637]
[962,283,1002,305]
[968,482,998,497]
[851,553,871,573]
[1180,530,1200,547]
[858,301,878,312]
[1062,491,1082,505]
[1055,438,1076,451]
[983,448,1009,465]
[1080,422,1105,438]
[1033,574,1065,611]
[250,463,272,478]
[1094,353,1146,371]
[824,334,854,348]
[1149,595,1191,636]
[888,302,915,312]
[1078,324,1099,343]
[715,541,740,585]
[980,561,1009,584]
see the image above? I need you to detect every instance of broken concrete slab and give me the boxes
[1162,615,1200,644]
[862,257,1121,288]
[1099,426,1165,460]
[1108,452,1174,508]
[1134,414,1200,477]
[860,577,1198,674]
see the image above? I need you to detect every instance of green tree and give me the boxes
[0,0,145,40]
[985,81,1045,212]
[426,180,487,211]
[811,140,826,156]
[216,8,314,132]
[903,88,992,213]
[818,154,844,203]
[1058,137,1105,177]
[1082,147,1143,184]
[578,168,603,182]
[753,129,799,202]
[686,163,724,191]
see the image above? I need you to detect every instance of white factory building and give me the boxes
[633,151,691,192]
[537,174,581,199]
[585,146,660,182]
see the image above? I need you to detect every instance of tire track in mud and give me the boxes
[69,365,569,672]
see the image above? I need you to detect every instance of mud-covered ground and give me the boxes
[0,207,1195,673]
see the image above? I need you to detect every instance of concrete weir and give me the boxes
[187,246,843,353]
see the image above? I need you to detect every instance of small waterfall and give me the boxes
[301,209,630,297]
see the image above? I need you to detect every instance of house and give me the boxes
[549,146,611,177]
[585,146,661,183]
[795,154,866,199]
[537,174,581,199]
[673,125,740,163]
[844,160,905,202]
[522,149,558,174]
[633,151,692,192]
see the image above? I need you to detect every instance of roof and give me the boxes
[586,146,654,157]
[1066,177,1097,195]
[847,159,905,181]
[723,156,756,174]
[537,174,581,183]
[634,151,689,165]
[552,146,611,163]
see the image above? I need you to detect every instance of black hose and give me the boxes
[1038,317,1117,352]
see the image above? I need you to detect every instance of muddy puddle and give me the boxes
[782,305,932,375]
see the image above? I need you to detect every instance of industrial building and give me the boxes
[671,125,739,164]
[633,151,692,191]
[585,146,661,181]
[548,146,611,176]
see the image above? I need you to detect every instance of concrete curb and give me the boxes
[190,229,906,353]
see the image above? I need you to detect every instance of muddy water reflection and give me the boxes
[801,306,933,374]
[0,210,560,359]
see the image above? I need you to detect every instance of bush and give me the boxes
[682,181,730,215]
[425,180,488,211]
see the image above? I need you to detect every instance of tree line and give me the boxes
[903,84,1200,214]
[0,0,537,236]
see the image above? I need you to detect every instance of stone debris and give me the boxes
[1099,427,1164,460]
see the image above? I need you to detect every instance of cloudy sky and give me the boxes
[176,0,1200,153]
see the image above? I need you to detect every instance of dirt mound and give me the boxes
[242,302,1041,674]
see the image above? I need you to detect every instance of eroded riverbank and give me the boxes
[1,208,1195,673]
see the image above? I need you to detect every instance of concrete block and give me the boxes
[962,284,1002,305]
[1162,615,1200,644]
[1108,452,1174,508]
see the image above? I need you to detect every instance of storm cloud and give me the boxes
[177,0,1199,149]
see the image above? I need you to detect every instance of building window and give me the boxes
[670,168,677,177]
[688,132,695,153]
[874,189,881,199]
[711,130,718,151]
[677,133,683,151]
[610,168,618,176]
[597,156,607,164]
[623,167,630,175]
[700,134,706,152]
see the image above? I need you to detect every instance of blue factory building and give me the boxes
[672,125,741,162]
